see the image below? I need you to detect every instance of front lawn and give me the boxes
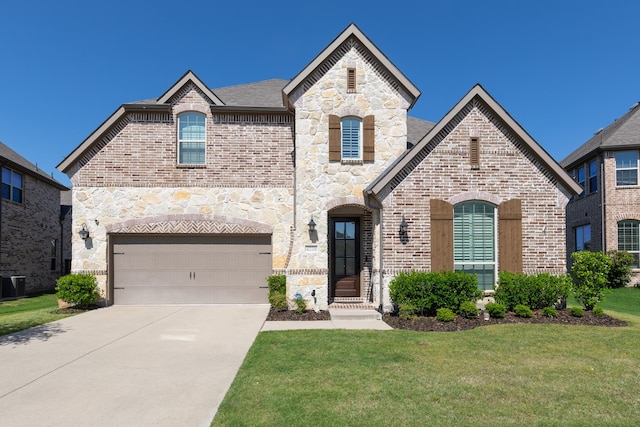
[213,288,640,426]
[0,292,76,336]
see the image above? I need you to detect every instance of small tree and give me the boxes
[607,250,634,288]
[570,251,612,310]
[55,273,100,309]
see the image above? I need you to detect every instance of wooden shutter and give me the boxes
[329,114,341,161]
[363,115,375,162]
[470,137,479,169]
[430,199,454,271]
[498,199,523,273]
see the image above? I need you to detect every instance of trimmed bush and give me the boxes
[514,304,533,318]
[398,303,418,320]
[593,307,604,317]
[607,250,634,288]
[542,306,557,318]
[267,275,287,309]
[436,308,456,322]
[485,302,506,319]
[293,294,306,314]
[389,271,481,316]
[458,301,479,318]
[55,273,100,309]
[570,251,612,310]
[570,306,584,317]
[495,272,571,310]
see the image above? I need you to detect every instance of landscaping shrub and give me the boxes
[55,273,100,309]
[570,306,584,317]
[436,308,456,322]
[607,250,634,288]
[484,302,505,318]
[495,272,571,310]
[293,293,306,314]
[398,303,418,320]
[570,251,612,310]
[267,275,287,309]
[593,307,604,317]
[542,306,557,318]
[458,301,479,318]
[514,304,533,318]
[389,271,481,316]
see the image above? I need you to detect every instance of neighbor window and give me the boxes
[618,220,639,268]
[576,165,585,196]
[1,167,23,203]
[178,112,206,164]
[616,151,638,186]
[51,239,57,271]
[575,224,591,251]
[454,201,496,291]
[341,117,362,160]
[588,159,598,193]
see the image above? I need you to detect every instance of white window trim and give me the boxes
[340,117,362,161]
[615,151,639,187]
[177,112,206,165]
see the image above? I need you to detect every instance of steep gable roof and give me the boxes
[561,102,640,168]
[282,23,421,109]
[157,70,224,105]
[213,79,288,108]
[0,141,68,190]
[367,84,582,198]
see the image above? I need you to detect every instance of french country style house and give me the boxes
[57,24,581,309]
[562,101,640,284]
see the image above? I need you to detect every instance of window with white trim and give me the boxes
[575,224,591,252]
[341,117,362,160]
[1,167,23,203]
[618,220,639,268]
[178,112,206,165]
[454,201,496,290]
[616,151,638,186]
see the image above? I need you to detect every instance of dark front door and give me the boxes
[331,218,360,297]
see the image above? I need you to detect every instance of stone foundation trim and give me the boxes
[106,214,273,234]
[72,269,107,276]
[273,269,329,275]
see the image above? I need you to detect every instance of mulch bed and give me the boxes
[266,307,627,331]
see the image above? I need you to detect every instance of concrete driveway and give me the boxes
[0,305,269,427]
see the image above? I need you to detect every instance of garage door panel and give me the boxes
[112,235,272,304]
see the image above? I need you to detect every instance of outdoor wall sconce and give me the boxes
[79,223,90,240]
[399,216,408,236]
[308,217,316,233]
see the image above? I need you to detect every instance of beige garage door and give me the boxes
[112,235,272,304]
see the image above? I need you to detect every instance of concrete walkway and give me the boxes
[0,305,269,427]
[262,309,392,331]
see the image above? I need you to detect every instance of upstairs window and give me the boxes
[1,167,23,203]
[341,117,362,160]
[588,159,598,193]
[576,165,585,196]
[178,112,206,165]
[616,151,638,186]
[618,220,639,268]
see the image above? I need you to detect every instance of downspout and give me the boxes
[601,159,606,251]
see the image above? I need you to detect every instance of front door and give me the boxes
[331,218,360,297]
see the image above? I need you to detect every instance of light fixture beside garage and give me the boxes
[399,216,408,236]
[79,223,90,240]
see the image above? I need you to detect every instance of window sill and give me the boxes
[341,159,364,165]
[176,163,207,169]
[615,185,640,189]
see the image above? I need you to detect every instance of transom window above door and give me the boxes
[178,112,206,165]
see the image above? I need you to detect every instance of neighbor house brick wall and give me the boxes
[381,103,570,278]
[1,174,64,293]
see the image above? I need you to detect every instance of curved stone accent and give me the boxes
[448,190,502,206]
[106,214,273,234]
[326,196,369,211]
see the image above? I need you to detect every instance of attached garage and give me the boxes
[111,235,272,304]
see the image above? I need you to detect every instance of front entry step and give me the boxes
[329,309,382,321]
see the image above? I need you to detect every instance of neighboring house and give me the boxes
[57,24,580,309]
[0,141,70,296]
[561,102,640,284]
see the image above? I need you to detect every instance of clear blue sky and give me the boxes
[1,0,638,186]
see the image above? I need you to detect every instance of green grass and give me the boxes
[213,288,640,426]
[0,292,76,336]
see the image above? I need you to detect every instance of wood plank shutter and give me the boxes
[329,114,341,161]
[363,115,375,162]
[470,137,479,169]
[430,199,454,271]
[498,199,523,273]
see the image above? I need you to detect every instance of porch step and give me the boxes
[329,309,382,321]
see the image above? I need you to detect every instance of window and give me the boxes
[178,113,205,164]
[1,167,23,203]
[341,117,362,160]
[575,224,591,251]
[51,239,58,271]
[576,165,585,196]
[347,68,356,92]
[588,159,598,193]
[616,151,638,186]
[618,220,640,268]
[454,201,496,290]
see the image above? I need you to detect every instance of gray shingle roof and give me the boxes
[407,116,435,147]
[0,141,68,190]
[212,79,288,108]
[561,102,640,168]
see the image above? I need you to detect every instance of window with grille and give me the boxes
[454,201,496,290]
[618,220,639,268]
[616,151,638,186]
[341,117,362,160]
[178,112,206,165]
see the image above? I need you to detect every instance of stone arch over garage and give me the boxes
[106,213,273,234]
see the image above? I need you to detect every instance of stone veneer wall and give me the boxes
[284,38,414,308]
[1,174,64,293]
[379,102,571,308]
